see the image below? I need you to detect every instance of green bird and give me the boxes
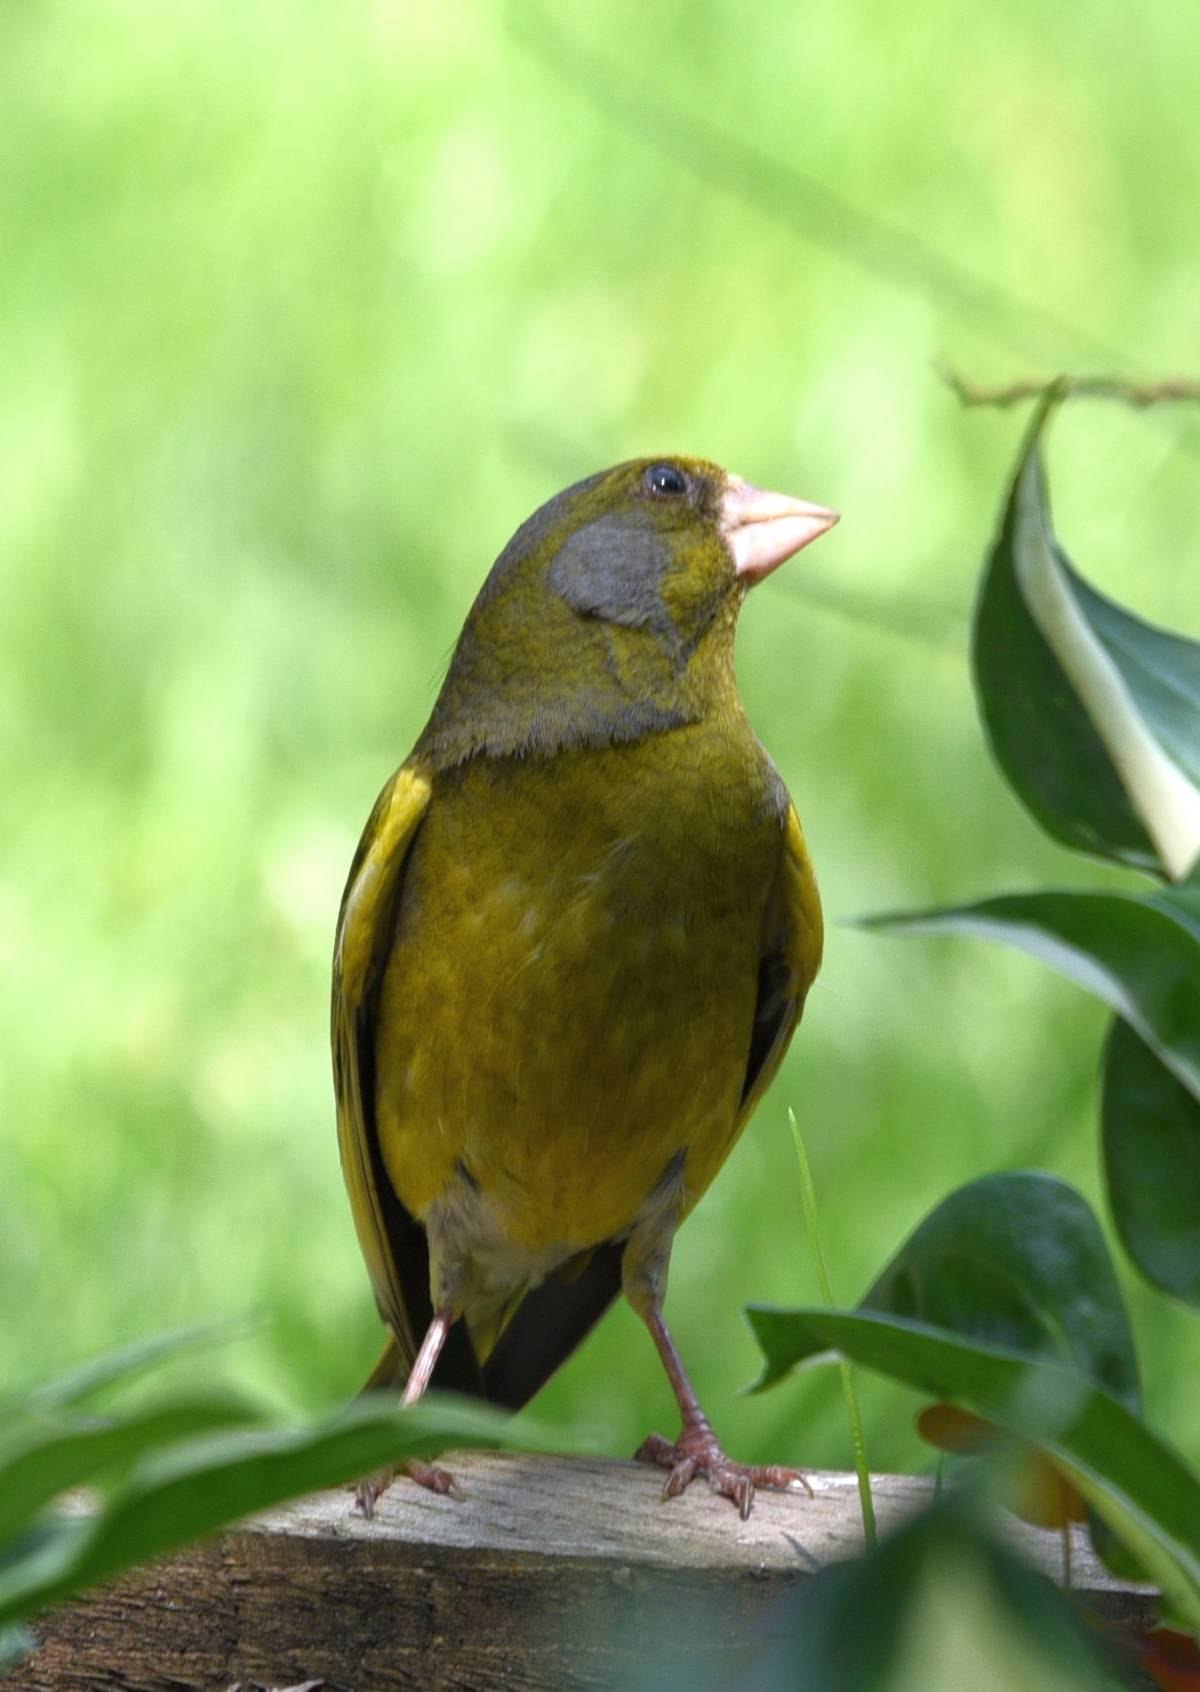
[333,455,837,1516]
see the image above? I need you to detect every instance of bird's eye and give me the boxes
[644,463,688,498]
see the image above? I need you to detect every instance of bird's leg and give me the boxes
[634,1304,811,1521]
[355,1307,463,1516]
[400,1307,453,1405]
[624,1158,807,1518]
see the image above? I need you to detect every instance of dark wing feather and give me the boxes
[738,802,824,1118]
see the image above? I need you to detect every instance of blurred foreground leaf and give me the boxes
[723,1497,1114,1692]
[0,1392,267,1544]
[0,1385,563,1632]
[745,1306,1200,1632]
[973,397,1200,881]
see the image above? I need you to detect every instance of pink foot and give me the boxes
[354,1458,463,1517]
[635,1426,811,1521]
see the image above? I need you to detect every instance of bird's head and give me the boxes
[418,455,838,766]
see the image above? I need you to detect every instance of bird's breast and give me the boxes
[373,728,786,1264]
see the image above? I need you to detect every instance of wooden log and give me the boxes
[16,1453,1156,1692]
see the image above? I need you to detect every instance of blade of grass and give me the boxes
[787,1108,877,1548]
[0,1320,258,1418]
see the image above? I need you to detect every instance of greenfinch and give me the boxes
[333,456,836,1516]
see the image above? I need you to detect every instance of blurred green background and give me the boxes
[3,0,1197,1479]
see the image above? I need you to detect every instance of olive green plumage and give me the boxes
[333,454,825,1431]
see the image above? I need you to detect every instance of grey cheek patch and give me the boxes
[547,513,682,662]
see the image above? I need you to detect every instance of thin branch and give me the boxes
[937,363,1200,410]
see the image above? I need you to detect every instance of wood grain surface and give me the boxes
[16,1453,1156,1692]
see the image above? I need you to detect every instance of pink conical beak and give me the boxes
[721,476,839,583]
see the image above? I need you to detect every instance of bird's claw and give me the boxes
[354,1472,389,1518]
[353,1458,463,1517]
[635,1428,811,1520]
[410,1458,465,1501]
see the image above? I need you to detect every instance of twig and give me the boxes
[938,363,1200,410]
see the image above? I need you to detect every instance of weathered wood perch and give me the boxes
[18,1453,1155,1692]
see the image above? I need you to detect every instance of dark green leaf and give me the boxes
[1152,882,1200,943]
[973,400,1200,880]
[862,888,1200,1101]
[744,1306,1200,1630]
[1103,1018,1200,1306]
[1075,572,1200,793]
[861,1171,1139,1410]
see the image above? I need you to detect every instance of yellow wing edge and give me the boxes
[331,762,432,1364]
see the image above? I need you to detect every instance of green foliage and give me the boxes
[0,1394,265,1546]
[753,406,1200,1659]
[870,880,1200,1306]
[747,1303,1200,1634]
[972,407,1200,877]
[858,1170,1140,1410]
[868,407,1200,1304]
[0,1629,32,1676]
[633,1493,1131,1689]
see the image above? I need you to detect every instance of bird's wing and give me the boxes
[738,801,824,1121]
[334,760,614,1404]
[332,763,434,1372]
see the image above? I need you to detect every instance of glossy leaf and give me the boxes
[973,399,1200,881]
[860,1170,1139,1410]
[862,888,1200,1102]
[745,1307,1200,1631]
[1103,1018,1200,1306]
